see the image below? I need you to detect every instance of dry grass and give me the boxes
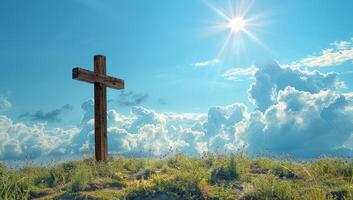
[0,154,352,200]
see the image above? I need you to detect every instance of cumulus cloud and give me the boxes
[82,104,209,157]
[0,115,79,160]
[191,59,219,67]
[248,61,343,111]
[2,59,353,160]
[222,65,257,80]
[238,87,353,158]
[19,104,73,123]
[0,96,12,112]
[1,98,244,160]
[284,38,353,68]
[203,103,248,153]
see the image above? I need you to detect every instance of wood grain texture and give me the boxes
[72,67,124,90]
[94,55,108,161]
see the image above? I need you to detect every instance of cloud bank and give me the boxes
[239,87,353,157]
[1,62,353,160]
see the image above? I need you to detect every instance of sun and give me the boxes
[204,0,268,59]
[228,17,246,32]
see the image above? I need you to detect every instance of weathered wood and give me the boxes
[72,68,124,90]
[94,55,108,161]
[72,55,125,162]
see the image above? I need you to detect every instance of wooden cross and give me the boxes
[72,55,124,161]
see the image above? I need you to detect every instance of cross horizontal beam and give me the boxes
[72,67,124,90]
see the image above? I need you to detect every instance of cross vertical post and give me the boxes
[94,55,108,161]
[72,55,124,162]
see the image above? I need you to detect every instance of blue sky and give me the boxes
[1,0,353,160]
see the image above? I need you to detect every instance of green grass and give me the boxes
[0,155,352,200]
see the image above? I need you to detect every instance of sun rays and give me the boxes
[205,0,266,60]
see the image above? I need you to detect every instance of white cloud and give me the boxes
[248,61,343,111]
[1,59,353,160]
[284,38,353,68]
[0,100,245,160]
[0,115,79,160]
[0,96,12,112]
[191,59,219,67]
[222,65,257,80]
[222,38,353,82]
[238,86,353,158]
[332,40,351,50]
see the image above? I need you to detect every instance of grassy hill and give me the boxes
[0,154,352,200]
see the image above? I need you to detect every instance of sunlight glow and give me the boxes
[205,0,268,60]
[228,17,246,32]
